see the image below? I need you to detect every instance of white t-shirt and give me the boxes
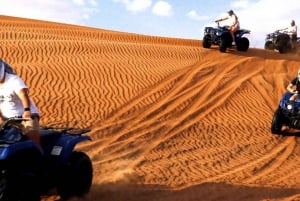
[227,14,240,29]
[0,73,39,118]
[288,25,297,35]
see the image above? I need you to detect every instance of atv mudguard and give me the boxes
[0,141,41,160]
[279,92,294,108]
[40,129,91,164]
[0,127,42,160]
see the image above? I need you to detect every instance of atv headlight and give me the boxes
[287,104,293,110]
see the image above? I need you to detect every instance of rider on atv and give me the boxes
[215,10,240,46]
[277,20,297,49]
[0,59,41,146]
[286,69,300,101]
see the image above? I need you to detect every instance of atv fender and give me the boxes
[50,134,91,164]
[0,141,42,160]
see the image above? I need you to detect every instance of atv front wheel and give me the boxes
[0,151,41,201]
[58,151,93,200]
[264,41,274,50]
[219,37,228,52]
[202,35,211,48]
[271,108,283,134]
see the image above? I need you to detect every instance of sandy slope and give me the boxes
[1,15,300,201]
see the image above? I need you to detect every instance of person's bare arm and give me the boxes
[16,88,31,118]
[215,16,228,22]
[287,83,296,92]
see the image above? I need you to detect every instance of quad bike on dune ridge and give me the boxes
[202,22,251,53]
[264,30,300,54]
[0,118,93,201]
[271,92,300,134]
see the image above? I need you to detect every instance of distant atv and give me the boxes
[0,118,93,201]
[264,30,300,53]
[271,92,300,134]
[202,22,250,53]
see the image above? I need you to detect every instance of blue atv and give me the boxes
[202,22,250,53]
[0,118,93,201]
[264,30,300,54]
[271,92,300,134]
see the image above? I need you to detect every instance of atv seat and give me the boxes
[40,129,61,137]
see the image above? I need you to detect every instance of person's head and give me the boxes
[228,10,234,16]
[297,69,300,79]
[291,20,295,26]
[0,62,5,83]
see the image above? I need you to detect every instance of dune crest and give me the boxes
[1,15,300,201]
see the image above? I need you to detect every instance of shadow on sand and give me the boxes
[74,182,300,201]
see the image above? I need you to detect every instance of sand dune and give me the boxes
[1,15,300,201]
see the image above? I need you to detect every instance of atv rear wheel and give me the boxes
[236,37,249,51]
[202,35,211,48]
[276,34,289,53]
[58,151,93,200]
[271,108,283,134]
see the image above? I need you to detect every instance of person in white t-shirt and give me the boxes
[215,10,240,45]
[277,20,297,48]
[0,60,41,146]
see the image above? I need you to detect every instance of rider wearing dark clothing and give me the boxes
[287,71,300,101]
[290,77,300,91]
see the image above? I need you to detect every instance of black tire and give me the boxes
[219,33,231,53]
[236,37,249,51]
[271,108,283,134]
[219,37,227,52]
[276,34,289,53]
[0,169,9,201]
[202,35,211,48]
[58,151,93,200]
[0,149,42,201]
[264,41,274,50]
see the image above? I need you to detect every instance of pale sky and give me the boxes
[0,0,299,48]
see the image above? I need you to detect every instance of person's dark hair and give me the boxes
[291,20,295,26]
[0,59,15,74]
[228,10,234,15]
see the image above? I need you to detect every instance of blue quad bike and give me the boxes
[271,92,300,134]
[0,118,93,201]
[202,22,251,53]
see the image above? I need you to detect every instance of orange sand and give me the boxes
[1,15,300,201]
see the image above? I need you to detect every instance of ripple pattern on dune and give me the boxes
[0,16,201,128]
[86,55,300,189]
[2,16,300,201]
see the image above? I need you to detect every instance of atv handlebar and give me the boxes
[0,117,31,131]
[290,90,299,94]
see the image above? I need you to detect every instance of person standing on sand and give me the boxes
[0,59,41,146]
[286,69,300,101]
[215,10,240,46]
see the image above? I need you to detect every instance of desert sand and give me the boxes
[1,15,300,201]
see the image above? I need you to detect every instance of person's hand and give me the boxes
[293,90,298,94]
[23,111,31,119]
[0,117,4,126]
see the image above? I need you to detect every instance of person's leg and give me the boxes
[230,30,235,44]
[22,116,41,146]
[289,94,298,101]
[230,26,238,45]
[291,34,296,49]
